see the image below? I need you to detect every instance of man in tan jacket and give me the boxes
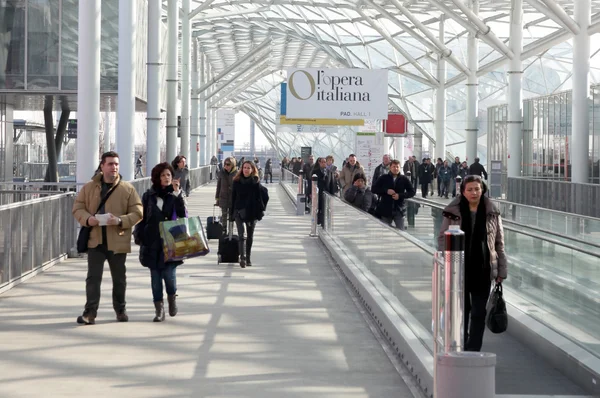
[72,151,143,325]
[339,154,365,195]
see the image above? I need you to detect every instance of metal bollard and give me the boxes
[455,176,462,197]
[443,225,465,353]
[310,174,318,237]
[296,171,306,216]
[298,171,304,194]
[436,352,496,398]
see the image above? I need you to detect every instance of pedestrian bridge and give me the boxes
[0,171,598,398]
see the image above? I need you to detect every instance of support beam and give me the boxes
[539,0,580,34]
[385,0,471,76]
[206,65,213,164]
[195,38,270,95]
[204,58,270,101]
[358,10,439,86]
[191,38,199,168]
[250,119,256,157]
[166,0,179,163]
[43,97,58,183]
[181,0,191,160]
[466,0,479,163]
[188,0,216,20]
[524,0,579,34]
[76,0,100,184]
[117,0,136,181]
[571,0,591,183]
[147,0,161,170]
[434,17,446,162]
[209,68,275,108]
[199,53,207,165]
[507,0,523,178]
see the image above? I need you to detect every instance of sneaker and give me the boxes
[76,314,95,325]
[116,311,129,322]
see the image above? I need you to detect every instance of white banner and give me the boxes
[275,124,339,134]
[285,68,389,120]
[355,131,384,186]
[217,109,235,143]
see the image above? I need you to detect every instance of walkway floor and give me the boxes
[0,183,414,398]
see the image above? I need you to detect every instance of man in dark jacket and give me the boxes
[469,158,488,180]
[309,158,334,225]
[418,158,435,198]
[372,154,391,187]
[451,156,461,197]
[372,159,416,230]
[344,173,373,212]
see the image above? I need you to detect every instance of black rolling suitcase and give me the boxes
[206,205,223,240]
[218,221,239,264]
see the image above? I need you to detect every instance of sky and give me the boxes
[234,111,271,150]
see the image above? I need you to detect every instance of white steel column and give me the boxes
[571,0,591,183]
[190,39,199,168]
[146,0,161,169]
[76,0,101,184]
[435,16,447,161]
[206,65,212,162]
[117,0,136,180]
[199,53,207,165]
[414,130,423,161]
[166,0,179,162]
[180,0,191,159]
[507,0,523,178]
[466,0,479,163]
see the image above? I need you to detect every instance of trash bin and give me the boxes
[436,352,496,398]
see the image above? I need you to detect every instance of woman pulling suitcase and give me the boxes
[230,161,268,268]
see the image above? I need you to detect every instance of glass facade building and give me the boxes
[488,85,600,185]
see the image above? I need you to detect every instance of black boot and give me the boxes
[153,301,165,322]
[167,295,178,317]
[239,239,246,268]
[246,240,252,267]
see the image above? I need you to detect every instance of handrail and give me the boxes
[406,197,600,258]
[408,197,600,251]
[0,191,75,211]
[493,198,600,222]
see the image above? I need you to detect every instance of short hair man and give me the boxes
[372,159,416,230]
[72,151,143,325]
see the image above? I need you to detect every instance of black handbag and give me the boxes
[486,282,508,334]
[76,182,120,253]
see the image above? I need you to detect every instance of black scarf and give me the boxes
[459,197,489,291]
[154,185,174,198]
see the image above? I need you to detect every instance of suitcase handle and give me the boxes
[213,204,217,218]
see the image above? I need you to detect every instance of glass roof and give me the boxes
[180,0,600,160]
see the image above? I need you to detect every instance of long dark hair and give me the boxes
[171,155,187,170]
[151,162,175,189]
[233,161,259,181]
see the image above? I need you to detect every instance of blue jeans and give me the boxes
[151,265,177,302]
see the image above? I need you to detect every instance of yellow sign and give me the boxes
[279,116,364,126]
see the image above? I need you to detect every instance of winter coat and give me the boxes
[372,163,390,187]
[344,185,373,212]
[136,187,187,269]
[309,166,336,199]
[173,167,191,196]
[292,161,302,175]
[419,163,435,184]
[339,162,365,195]
[73,173,143,254]
[451,161,461,177]
[469,162,488,179]
[371,173,416,218]
[459,166,469,179]
[230,176,268,222]
[302,162,315,178]
[438,166,452,182]
[215,167,237,208]
[437,196,507,281]
[265,161,273,174]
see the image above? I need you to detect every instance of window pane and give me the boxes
[0,0,26,89]
[61,0,78,90]
[27,0,60,89]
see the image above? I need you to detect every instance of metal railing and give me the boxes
[0,165,218,293]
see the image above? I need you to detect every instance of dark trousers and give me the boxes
[420,183,429,198]
[264,171,273,183]
[464,289,490,351]
[235,212,257,259]
[84,246,127,316]
[150,265,177,302]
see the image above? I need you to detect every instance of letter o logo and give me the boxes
[288,70,315,100]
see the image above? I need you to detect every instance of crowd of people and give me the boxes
[75,150,504,352]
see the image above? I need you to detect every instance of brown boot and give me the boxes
[167,295,178,317]
[153,301,165,322]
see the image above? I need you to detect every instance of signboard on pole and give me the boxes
[67,119,77,139]
[217,109,235,143]
[285,69,389,120]
[355,131,383,185]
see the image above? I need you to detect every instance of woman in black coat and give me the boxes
[230,161,268,268]
[135,162,187,322]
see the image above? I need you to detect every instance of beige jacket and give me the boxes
[72,173,143,254]
[437,196,508,280]
[339,162,365,195]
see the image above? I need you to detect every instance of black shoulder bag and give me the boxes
[77,182,120,253]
